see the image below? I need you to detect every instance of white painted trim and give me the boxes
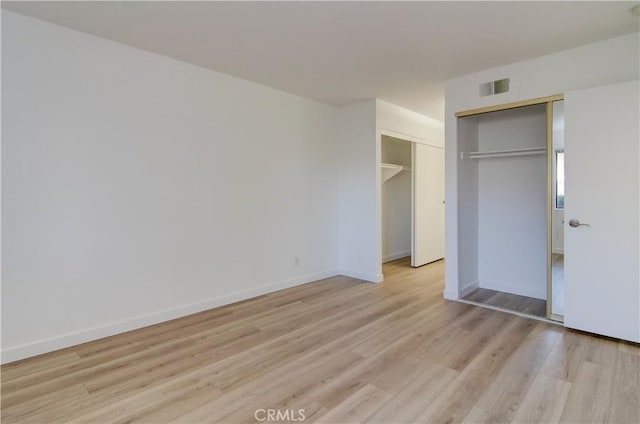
[479,280,546,300]
[375,123,384,281]
[339,269,384,283]
[380,128,443,149]
[382,251,411,263]
[443,289,460,301]
[459,280,480,298]
[454,299,562,325]
[1,270,339,364]
[411,141,416,267]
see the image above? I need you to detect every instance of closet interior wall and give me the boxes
[458,104,548,300]
[457,117,480,294]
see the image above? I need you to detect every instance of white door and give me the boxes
[564,80,639,342]
[412,143,445,267]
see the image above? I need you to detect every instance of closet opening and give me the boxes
[381,136,412,265]
[456,101,553,319]
[380,134,444,272]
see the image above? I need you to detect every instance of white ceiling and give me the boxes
[3,1,639,120]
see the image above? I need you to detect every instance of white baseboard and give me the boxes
[382,251,411,263]
[459,280,480,298]
[1,270,340,364]
[443,289,459,300]
[339,269,384,283]
[479,280,546,300]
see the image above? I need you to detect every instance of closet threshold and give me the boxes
[461,147,546,159]
[454,298,563,325]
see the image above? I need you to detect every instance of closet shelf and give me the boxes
[381,163,410,183]
[461,147,546,159]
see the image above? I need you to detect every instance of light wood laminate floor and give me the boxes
[1,258,638,423]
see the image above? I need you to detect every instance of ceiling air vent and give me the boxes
[479,78,510,97]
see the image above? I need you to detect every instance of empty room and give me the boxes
[1,2,639,423]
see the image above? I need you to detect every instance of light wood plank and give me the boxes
[609,350,640,424]
[414,317,537,423]
[559,361,614,423]
[511,373,571,424]
[311,383,390,423]
[366,364,459,423]
[475,324,561,422]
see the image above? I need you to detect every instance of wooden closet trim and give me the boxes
[455,94,564,118]
[546,100,565,323]
[546,101,554,321]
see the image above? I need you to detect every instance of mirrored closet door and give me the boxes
[549,100,565,320]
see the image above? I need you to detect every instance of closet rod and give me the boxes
[461,147,546,160]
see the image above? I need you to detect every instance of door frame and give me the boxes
[379,129,442,269]
[455,93,564,322]
[546,101,565,322]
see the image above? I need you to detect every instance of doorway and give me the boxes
[381,135,444,269]
[456,103,549,319]
[452,96,567,321]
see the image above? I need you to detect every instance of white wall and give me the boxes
[444,33,640,299]
[381,136,411,262]
[477,105,547,299]
[335,100,380,282]
[455,117,479,296]
[376,100,444,146]
[1,11,340,363]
